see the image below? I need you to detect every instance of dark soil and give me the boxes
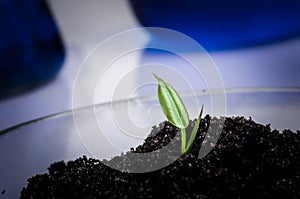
[20,115,300,199]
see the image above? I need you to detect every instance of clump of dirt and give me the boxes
[20,116,300,199]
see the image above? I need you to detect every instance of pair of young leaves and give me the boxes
[153,74,203,155]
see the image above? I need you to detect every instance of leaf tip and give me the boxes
[152,73,160,80]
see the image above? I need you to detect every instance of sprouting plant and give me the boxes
[153,74,203,155]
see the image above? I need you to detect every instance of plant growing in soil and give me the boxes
[153,74,203,155]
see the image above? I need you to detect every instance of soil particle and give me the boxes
[20,116,300,198]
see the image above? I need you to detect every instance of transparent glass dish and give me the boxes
[1,88,300,198]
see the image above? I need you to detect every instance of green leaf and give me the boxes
[183,105,204,155]
[153,74,189,129]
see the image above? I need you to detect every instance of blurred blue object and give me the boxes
[130,0,300,51]
[0,0,65,98]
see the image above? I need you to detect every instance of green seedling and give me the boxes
[153,74,204,155]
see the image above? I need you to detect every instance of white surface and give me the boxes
[0,0,300,131]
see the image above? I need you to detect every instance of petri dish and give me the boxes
[0,88,300,198]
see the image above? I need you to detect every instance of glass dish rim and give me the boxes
[1,87,300,136]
